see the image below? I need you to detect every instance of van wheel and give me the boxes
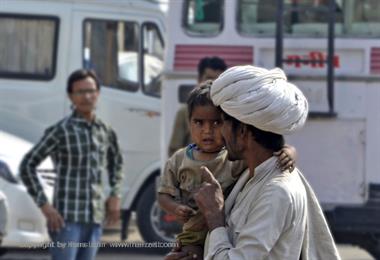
[364,245,380,259]
[136,180,181,244]
[0,248,7,256]
[359,234,380,260]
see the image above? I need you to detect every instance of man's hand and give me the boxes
[194,166,225,231]
[40,203,64,232]
[106,196,120,226]
[174,204,196,224]
[165,242,202,260]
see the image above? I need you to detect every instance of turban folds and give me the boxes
[211,65,308,135]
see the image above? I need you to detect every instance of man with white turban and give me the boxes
[191,65,341,260]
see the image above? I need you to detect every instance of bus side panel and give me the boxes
[365,83,380,185]
[287,119,366,205]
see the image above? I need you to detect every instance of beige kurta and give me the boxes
[204,156,341,260]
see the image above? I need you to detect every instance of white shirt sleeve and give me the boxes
[205,184,293,260]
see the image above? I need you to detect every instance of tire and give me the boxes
[361,235,380,260]
[0,247,7,257]
[136,180,181,243]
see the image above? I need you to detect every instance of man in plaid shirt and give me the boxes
[20,69,123,260]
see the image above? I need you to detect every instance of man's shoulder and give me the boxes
[95,118,113,131]
[45,117,71,134]
[265,170,306,203]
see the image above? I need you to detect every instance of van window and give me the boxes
[0,15,58,80]
[142,23,164,97]
[83,19,139,91]
[183,0,223,36]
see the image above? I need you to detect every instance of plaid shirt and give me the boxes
[20,112,123,224]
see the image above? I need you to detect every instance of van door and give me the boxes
[70,10,164,203]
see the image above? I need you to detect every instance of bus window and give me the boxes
[349,0,380,36]
[142,22,164,97]
[237,0,343,37]
[183,0,223,36]
[0,15,58,80]
[238,0,278,35]
[83,19,139,92]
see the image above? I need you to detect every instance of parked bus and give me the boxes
[0,0,167,246]
[161,0,380,258]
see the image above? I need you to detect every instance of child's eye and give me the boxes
[194,120,202,125]
[213,120,221,126]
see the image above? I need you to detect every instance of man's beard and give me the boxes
[225,138,242,161]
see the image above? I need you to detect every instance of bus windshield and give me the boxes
[237,0,380,37]
[183,0,223,36]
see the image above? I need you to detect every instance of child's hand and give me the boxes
[174,204,196,223]
[273,145,296,172]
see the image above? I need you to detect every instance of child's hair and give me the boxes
[187,80,214,120]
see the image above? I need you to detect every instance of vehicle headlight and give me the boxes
[0,160,18,184]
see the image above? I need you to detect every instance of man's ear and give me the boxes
[239,124,249,139]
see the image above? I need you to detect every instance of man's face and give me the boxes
[69,77,99,114]
[198,68,224,83]
[221,116,243,161]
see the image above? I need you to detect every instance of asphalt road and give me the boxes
[0,217,375,260]
[0,244,374,260]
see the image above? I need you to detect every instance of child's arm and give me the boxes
[158,193,196,224]
[273,144,297,172]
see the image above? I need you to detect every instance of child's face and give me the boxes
[189,105,224,153]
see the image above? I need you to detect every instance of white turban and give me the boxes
[211,65,308,135]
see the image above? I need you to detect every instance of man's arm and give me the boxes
[107,128,124,198]
[19,126,64,232]
[106,128,124,225]
[19,126,59,208]
[206,186,292,259]
[195,167,292,260]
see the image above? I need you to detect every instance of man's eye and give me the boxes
[194,120,202,125]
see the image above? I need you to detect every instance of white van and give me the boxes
[0,0,170,244]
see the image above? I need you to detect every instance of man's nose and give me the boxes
[83,92,94,99]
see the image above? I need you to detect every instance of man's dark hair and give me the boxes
[187,80,214,120]
[197,56,227,79]
[222,110,284,152]
[67,69,100,94]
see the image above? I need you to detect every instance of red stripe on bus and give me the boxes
[370,48,380,74]
[174,45,254,71]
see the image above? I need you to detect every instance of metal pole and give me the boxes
[275,0,284,68]
[327,0,335,114]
